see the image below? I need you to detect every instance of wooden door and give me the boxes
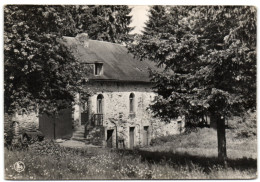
[81,112,88,125]
[107,130,113,148]
[129,127,135,149]
[143,126,149,146]
[39,108,72,139]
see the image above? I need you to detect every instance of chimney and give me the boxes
[76,33,89,48]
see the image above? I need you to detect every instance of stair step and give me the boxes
[73,130,84,133]
[71,137,88,142]
[75,128,85,130]
[72,135,84,139]
[72,134,85,137]
[72,125,104,146]
[71,135,85,138]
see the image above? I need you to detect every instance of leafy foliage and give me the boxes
[4,5,133,114]
[128,6,256,121]
[4,5,83,114]
[128,6,256,161]
[230,112,257,138]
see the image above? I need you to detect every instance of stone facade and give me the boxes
[74,81,185,149]
[6,35,186,146]
[6,81,185,147]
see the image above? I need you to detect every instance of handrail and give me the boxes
[92,114,103,126]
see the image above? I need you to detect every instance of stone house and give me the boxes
[64,33,185,149]
[8,33,185,148]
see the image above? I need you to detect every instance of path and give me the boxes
[57,139,101,149]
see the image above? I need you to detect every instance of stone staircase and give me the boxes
[71,125,105,146]
[71,125,87,142]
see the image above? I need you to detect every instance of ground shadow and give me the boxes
[117,149,257,173]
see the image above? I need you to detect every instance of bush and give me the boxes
[4,120,29,151]
[4,121,43,151]
[4,115,15,148]
[22,132,44,144]
[29,140,66,157]
[229,112,257,139]
[28,140,92,158]
[4,129,13,148]
[150,135,176,146]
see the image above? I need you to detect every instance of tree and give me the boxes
[4,5,133,114]
[4,5,83,114]
[142,5,169,36]
[128,6,256,164]
[84,5,134,43]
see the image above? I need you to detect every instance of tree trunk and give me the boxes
[215,114,227,166]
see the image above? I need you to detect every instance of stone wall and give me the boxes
[12,111,39,134]
[152,117,186,137]
[74,81,185,148]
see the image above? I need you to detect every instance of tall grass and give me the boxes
[5,112,257,180]
[4,146,256,180]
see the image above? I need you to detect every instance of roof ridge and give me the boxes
[89,39,126,47]
[62,36,126,47]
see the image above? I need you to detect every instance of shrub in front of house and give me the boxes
[29,140,93,158]
[29,140,66,157]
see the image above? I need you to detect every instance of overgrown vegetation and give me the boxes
[5,145,256,180]
[5,113,257,180]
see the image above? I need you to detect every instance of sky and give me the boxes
[129,5,150,34]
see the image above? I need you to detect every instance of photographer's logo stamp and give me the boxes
[14,161,25,173]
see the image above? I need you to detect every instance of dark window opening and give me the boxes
[95,63,103,76]
[97,94,104,114]
[129,93,135,113]
[129,127,135,149]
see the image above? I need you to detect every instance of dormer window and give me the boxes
[94,63,103,76]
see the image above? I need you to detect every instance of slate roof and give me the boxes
[62,36,162,82]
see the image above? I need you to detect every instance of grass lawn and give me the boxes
[147,112,257,159]
[146,127,257,159]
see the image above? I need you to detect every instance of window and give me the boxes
[97,94,104,114]
[129,93,135,113]
[94,63,103,76]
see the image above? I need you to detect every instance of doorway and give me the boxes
[107,129,114,148]
[129,127,135,149]
[143,126,149,146]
